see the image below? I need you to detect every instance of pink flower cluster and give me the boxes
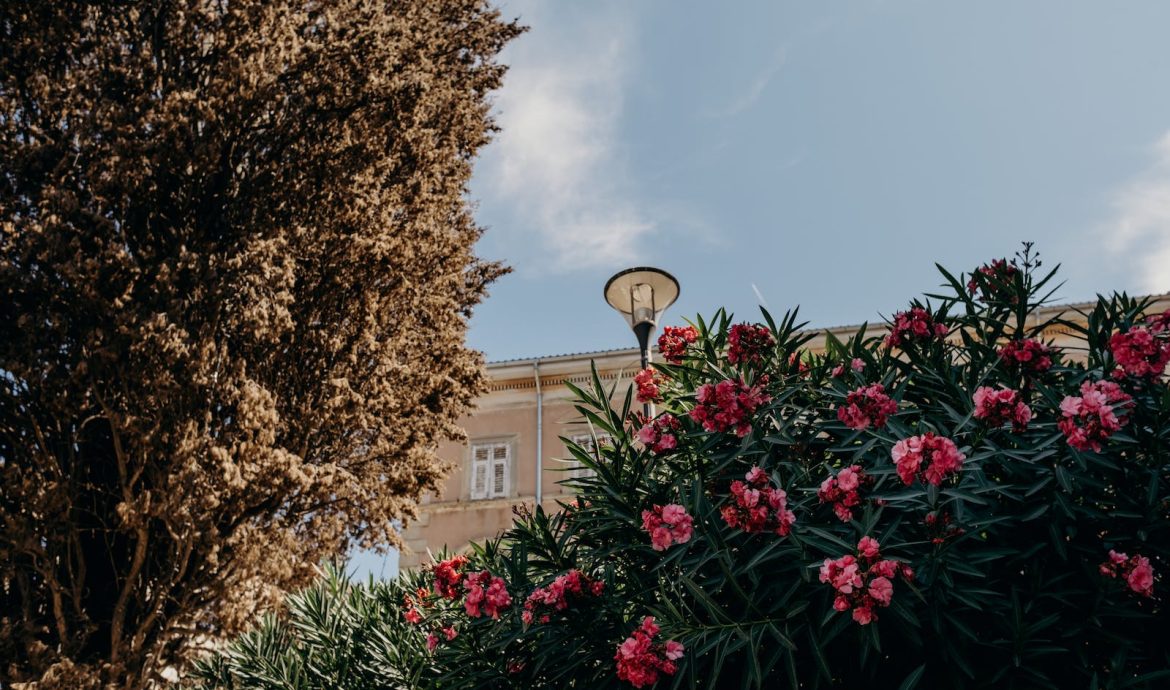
[817,465,869,522]
[641,503,694,551]
[425,625,459,653]
[728,323,775,366]
[1058,380,1133,452]
[885,307,948,349]
[402,587,431,624]
[634,368,663,403]
[819,537,913,625]
[614,616,685,688]
[831,358,866,377]
[1100,550,1155,598]
[972,386,1032,432]
[1110,325,1170,379]
[463,570,513,619]
[836,383,898,430]
[966,258,1019,301]
[428,555,512,624]
[721,466,796,535]
[432,555,470,599]
[658,325,698,364]
[522,569,605,626]
[891,433,965,486]
[637,413,682,454]
[689,377,770,437]
[998,338,1054,374]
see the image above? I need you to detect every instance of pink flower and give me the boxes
[998,338,1055,374]
[615,616,684,687]
[722,466,796,536]
[690,377,770,437]
[891,433,965,486]
[967,258,1019,302]
[463,571,512,619]
[658,325,698,364]
[1100,550,1155,598]
[634,368,663,403]
[885,307,948,349]
[836,383,898,430]
[442,626,458,641]
[852,358,866,371]
[1128,559,1155,597]
[972,386,1032,432]
[523,569,604,626]
[1058,380,1133,452]
[404,607,423,624]
[817,465,868,523]
[868,576,893,605]
[819,538,909,626]
[431,554,469,599]
[858,536,881,559]
[728,323,775,366]
[1110,325,1170,378]
[642,504,694,551]
[637,414,683,454]
[426,632,439,653]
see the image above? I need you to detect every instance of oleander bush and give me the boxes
[193,249,1170,689]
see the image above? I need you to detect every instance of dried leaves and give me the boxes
[0,1,521,686]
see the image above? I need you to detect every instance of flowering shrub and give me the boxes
[197,250,1170,690]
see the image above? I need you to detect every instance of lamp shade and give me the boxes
[603,267,680,330]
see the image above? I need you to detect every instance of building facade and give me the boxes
[399,295,1170,569]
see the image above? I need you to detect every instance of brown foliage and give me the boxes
[0,1,521,686]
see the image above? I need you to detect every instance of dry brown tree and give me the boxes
[0,2,521,686]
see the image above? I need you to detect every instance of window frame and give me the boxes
[469,439,511,500]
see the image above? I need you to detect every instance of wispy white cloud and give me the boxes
[706,48,787,118]
[478,4,653,272]
[1104,131,1170,294]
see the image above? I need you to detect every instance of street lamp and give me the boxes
[604,267,680,416]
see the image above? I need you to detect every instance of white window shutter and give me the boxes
[470,445,490,499]
[491,444,509,497]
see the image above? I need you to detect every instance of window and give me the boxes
[567,433,612,480]
[470,441,510,500]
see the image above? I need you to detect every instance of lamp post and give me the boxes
[604,267,680,417]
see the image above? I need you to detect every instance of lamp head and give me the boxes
[603,267,680,338]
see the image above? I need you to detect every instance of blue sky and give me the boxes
[351,0,1170,579]
[467,0,1170,362]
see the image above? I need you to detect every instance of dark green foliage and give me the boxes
[198,252,1169,689]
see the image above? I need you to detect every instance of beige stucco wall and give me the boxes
[400,295,1170,569]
